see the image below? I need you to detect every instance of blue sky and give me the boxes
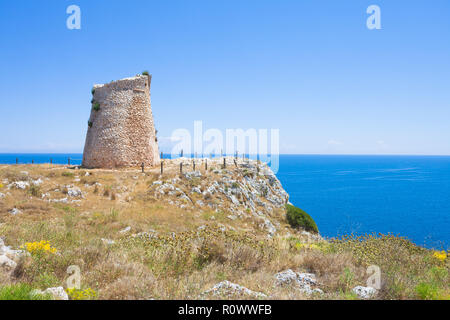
[0,0,449,154]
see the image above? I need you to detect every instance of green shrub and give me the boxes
[91,88,95,95]
[62,172,74,177]
[88,121,93,128]
[415,282,439,300]
[286,204,318,233]
[0,284,51,300]
[27,184,42,197]
[92,102,100,112]
[142,70,150,76]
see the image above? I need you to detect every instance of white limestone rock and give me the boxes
[275,269,321,295]
[201,281,267,299]
[9,208,22,215]
[8,181,30,190]
[119,226,131,234]
[352,286,377,299]
[43,287,69,300]
[0,255,17,272]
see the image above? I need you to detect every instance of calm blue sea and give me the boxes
[276,155,450,250]
[0,153,449,249]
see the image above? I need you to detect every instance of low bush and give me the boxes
[61,172,74,177]
[27,184,42,197]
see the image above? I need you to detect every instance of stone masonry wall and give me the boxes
[82,75,160,168]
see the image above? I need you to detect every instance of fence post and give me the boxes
[180,162,183,174]
[223,157,226,169]
[32,159,34,164]
[180,149,183,158]
[205,159,208,171]
[161,161,163,175]
[141,162,145,173]
[160,152,163,160]
[16,158,18,165]
[193,160,195,171]
[68,157,71,166]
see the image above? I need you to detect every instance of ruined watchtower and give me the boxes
[82,74,160,168]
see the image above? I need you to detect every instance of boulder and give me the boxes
[8,208,22,215]
[352,286,377,299]
[201,281,267,299]
[67,187,82,198]
[275,269,322,295]
[34,287,69,300]
[0,255,17,272]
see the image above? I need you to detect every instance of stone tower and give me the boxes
[82,75,160,168]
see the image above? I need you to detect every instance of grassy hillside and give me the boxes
[0,159,448,300]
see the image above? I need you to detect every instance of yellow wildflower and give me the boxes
[21,240,57,255]
[66,288,97,300]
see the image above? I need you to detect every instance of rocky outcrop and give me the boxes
[82,75,160,168]
[275,269,323,295]
[201,281,267,299]
[152,158,289,237]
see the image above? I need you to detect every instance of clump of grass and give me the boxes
[142,71,150,76]
[88,121,93,128]
[103,186,111,197]
[4,171,29,182]
[62,172,74,177]
[91,88,95,95]
[27,184,42,197]
[286,204,318,233]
